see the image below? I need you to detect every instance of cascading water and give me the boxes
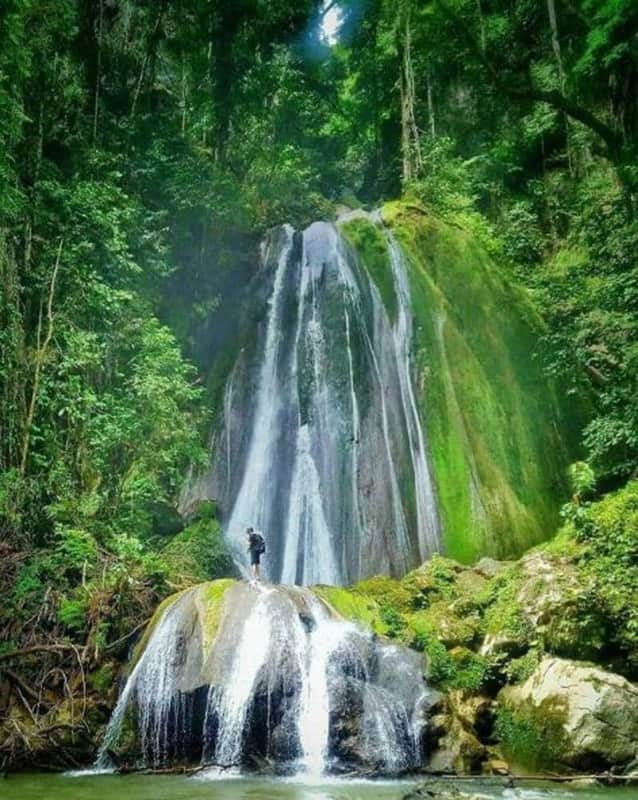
[98,211,440,779]
[193,213,440,584]
[384,227,440,559]
[98,583,432,777]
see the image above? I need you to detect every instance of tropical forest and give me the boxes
[1,1,638,799]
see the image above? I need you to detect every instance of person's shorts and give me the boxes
[250,550,261,566]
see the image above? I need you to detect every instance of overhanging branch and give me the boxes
[434,0,623,158]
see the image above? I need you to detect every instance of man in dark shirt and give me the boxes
[247,527,265,580]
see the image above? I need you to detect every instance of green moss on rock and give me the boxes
[131,579,236,670]
[313,585,388,635]
[408,601,480,649]
[130,587,191,668]
[162,514,235,583]
[340,216,398,322]
[383,202,579,562]
[494,701,567,771]
[401,555,466,607]
[197,578,236,654]
[353,574,414,612]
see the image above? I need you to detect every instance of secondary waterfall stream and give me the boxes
[98,213,439,777]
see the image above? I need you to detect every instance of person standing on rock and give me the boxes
[247,527,266,581]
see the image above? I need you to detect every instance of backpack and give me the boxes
[251,532,266,554]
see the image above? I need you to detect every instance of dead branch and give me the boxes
[105,618,150,651]
[0,644,76,663]
[2,668,44,705]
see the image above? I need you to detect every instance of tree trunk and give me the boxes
[426,65,436,137]
[181,56,187,136]
[93,0,104,145]
[130,0,166,119]
[546,0,574,175]
[400,1,422,184]
[475,0,486,53]
[0,235,24,475]
[19,239,63,478]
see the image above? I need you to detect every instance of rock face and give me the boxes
[98,580,433,776]
[498,657,638,769]
[183,218,442,585]
[480,550,584,658]
[427,691,490,774]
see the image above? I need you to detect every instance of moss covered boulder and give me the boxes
[481,549,585,658]
[162,502,236,584]
[102,580,431,774]
[497,657,638,770]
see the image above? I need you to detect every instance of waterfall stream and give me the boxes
[98,583,431,777]
[201,213,440,584]
[99,212,439,778]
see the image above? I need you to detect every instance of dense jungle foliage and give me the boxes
[0,0,637,770]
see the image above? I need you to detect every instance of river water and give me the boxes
[0,774,634,800]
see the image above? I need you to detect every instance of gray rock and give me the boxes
[473,558,511,578]
[498,656,638,769]
[403,781,481,800]
[426,691,489,774]
[480,550,583,658]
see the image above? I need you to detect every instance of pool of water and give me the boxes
[0,773,635,800]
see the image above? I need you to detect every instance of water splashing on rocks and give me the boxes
[98,582,433,776]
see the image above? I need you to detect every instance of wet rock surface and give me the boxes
[426,692,490,775]
[403,781,483,800]
[99,580,432,776]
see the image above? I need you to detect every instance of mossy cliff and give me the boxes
[341,204,579,562]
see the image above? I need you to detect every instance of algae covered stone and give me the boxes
[481,549,586,658]
[102,581,431,775]
[497,656,638,769]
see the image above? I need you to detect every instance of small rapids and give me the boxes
[97,582,432,777]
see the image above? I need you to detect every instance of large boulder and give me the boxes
[102,581,431,775]
[481,551,585,658]
[497,656,638,770]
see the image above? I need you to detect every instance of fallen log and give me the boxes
[416,772,638,785]
[0,645,76,663]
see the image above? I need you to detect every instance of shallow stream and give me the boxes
[0,774,635,800]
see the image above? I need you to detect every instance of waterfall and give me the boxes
[384,228,441,560]
[96,591,197,768]
[207,214,440,584]
[98,583,431,777]
[99,212,440,779]
[222,226,296,573]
